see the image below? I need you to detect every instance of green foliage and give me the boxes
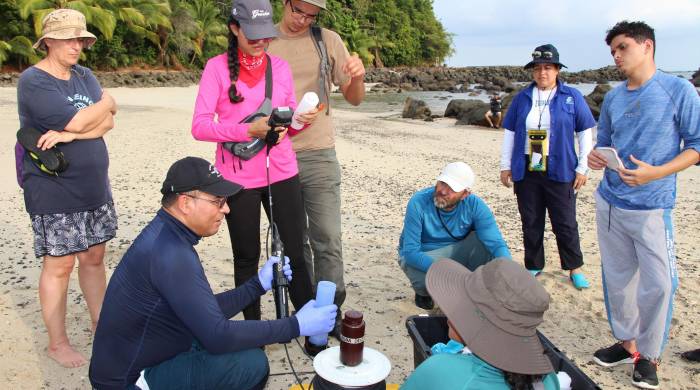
[1,0,452,70]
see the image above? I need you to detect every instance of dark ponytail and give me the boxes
[503,371,543,390]
[227,17,243,104]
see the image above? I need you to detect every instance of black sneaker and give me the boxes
[415,294,434,310]
[593,342,635,367]
[632,358,659,389]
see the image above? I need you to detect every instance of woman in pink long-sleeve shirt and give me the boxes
[191,5,318,321]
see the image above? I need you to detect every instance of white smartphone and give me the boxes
[595,147,625,171]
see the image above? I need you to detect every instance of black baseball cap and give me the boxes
[161,157,243,197]
[524,44,567,69]
[231,0,277,40]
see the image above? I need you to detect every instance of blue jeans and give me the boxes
[143,342,268,390]
[399,231,494,296]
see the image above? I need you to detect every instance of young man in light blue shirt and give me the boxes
[588,21,700,390]
[398,162,511,310]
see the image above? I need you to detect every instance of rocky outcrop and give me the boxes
[94,70,201,88]
[0,72,19,86]
[584,83,612,120]
[0,70,202,88]
[444,99,490,126]
[402,97,432,121]
[365,66,625,93]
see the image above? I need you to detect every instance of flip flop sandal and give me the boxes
[529,269,542,277]
[570,273,590,290]
[17,127,69,175]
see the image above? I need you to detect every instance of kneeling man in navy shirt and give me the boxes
[90,157,337,390]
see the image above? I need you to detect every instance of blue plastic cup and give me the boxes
[309,281,336,346]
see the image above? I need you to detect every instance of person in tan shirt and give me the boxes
[267,0,365,338]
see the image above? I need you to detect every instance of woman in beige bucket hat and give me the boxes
[16,8,118,368]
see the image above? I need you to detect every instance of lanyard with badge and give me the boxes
[528,88,554,172]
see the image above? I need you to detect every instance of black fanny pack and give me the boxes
[222,55,272,161]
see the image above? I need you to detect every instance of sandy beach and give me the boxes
[0,86,698,390]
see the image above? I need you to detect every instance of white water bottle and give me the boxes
[291,92,319,130]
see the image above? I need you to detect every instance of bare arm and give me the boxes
[338,54,365,106]
[38,114,114,150]
[63,91,117,134]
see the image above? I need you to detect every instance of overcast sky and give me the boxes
[433,0,700,72]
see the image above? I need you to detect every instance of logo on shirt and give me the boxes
[66,94,94,110]
[565,96,574,105]
[252,9,270,19]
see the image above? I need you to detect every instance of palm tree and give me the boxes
[17,0,117,40]
[186,0,226,64]
[102,0,172,57]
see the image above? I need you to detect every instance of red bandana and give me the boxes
[237,49,267,88]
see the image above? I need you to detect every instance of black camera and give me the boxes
[265,107,294,145]
[267,107,293,128]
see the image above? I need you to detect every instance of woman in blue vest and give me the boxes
[499,44,595,289]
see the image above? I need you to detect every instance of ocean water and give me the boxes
[332,70,696,115]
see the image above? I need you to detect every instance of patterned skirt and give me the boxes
[30,201,118,258]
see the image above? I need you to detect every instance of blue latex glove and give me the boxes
[295,299,338,337]
[258,256,292,291]
[431,339,466,355]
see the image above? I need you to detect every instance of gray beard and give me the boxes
[433,196,457,211]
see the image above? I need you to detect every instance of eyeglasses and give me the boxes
[247,37,272,45]
[532,51,554,59]
[181,193,227,209]
[286,0,319,22]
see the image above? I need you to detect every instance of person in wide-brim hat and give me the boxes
[499,42,596,291]
[402,259,562,390]
[33,8,97,50]
[524,43,567,69]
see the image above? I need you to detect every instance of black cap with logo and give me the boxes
[231,0,277,40]
[161,157,243,197]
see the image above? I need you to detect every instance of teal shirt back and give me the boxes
[401,353,560,390]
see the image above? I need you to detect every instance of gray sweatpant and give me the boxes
[296,148,346,307]
[595,191,678,360]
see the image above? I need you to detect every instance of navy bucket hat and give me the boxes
[524,44,567,69]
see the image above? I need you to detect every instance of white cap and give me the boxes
[436,162,475,192]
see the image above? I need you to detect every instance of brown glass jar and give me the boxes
[339,310,365,366]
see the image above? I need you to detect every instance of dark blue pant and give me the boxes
[514,168,583,271]
[143,342,268,390]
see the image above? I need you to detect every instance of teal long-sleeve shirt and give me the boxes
[398,188,511,272]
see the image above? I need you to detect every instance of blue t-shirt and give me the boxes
[17,65,112,215]
[596,71,700,210]
[90,210,300,389]
[398,188,511,272]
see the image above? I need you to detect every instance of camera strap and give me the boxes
[222,55,273,161]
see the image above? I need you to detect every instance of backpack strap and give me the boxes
[310,25,331,115]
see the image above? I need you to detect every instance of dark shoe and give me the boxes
[304,336,327,357]
[415,294,434,310]
[593,342,635,367]
[17,127,69,175]
[632,357,659,389]
[681,348,700,362]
